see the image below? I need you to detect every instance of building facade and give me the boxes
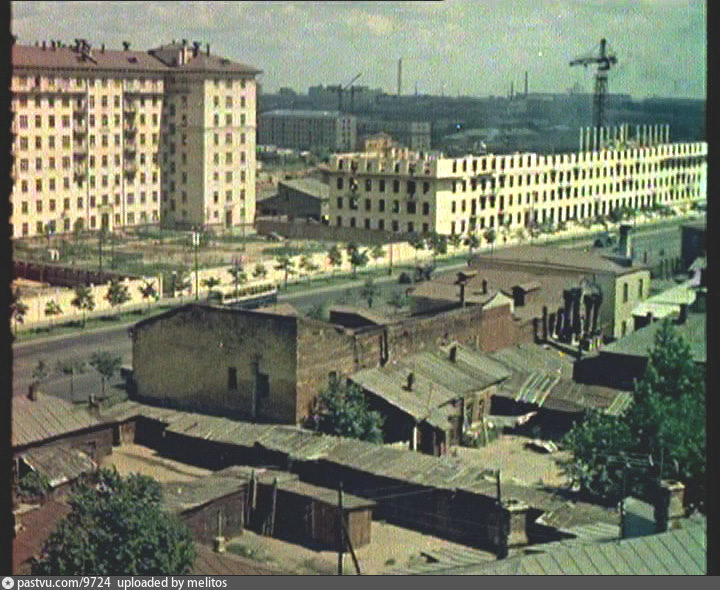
[258,110,356,152]
[357,119,432,151]
[10,38,260,238]
[323,137,706,236]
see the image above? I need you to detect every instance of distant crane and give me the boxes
[337,72,362,112]
[570,38,618,132]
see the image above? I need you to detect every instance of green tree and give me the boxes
[563,321,706,508]
[44,300,63,326]
[369,244,386,269]
[428,232,448,260]
[408,234,426,264]
[253,262,268,280]
[483,228,497,254]
[448,233,463,250]
[327,245,343,276]
[138,280,159,311]
[274,255,296,289]
[464,233,481,256]
[227,263,248,298]
[32,468,195,575]
[387,291,409,312]
[56,358,87,397]
[299,255,319,281]
[71,285,95,327]
[309,381,384,443]
[105,279,131,309]
[89,351,122,397]
[360,278,380,308]
[11,289,29,335]
[349,248,369,278]
[201,276,221,301]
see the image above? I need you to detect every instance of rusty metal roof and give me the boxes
[21,446,96,487]
[12,394,103,448]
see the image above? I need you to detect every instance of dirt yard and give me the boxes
[224,520,495,575]
[449,434,572,488]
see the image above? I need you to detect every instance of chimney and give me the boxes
[206,43,210,56]
[42,40,46,50]
[51,40,56,50]
[512,286,525,307]
[619,224,633,259]
[406,372,414,391]
[449,345,457,363]
[28,383,38,401]
[101,43,105,53]
[192,41,200,57]
[122,41,130,51]
[677,303,688,324]
[482,279,488,294]
[654,480,686,533]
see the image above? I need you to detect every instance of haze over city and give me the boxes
[11,0,706,99]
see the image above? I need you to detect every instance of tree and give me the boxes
[44,300,63,326]
[71,285,95,327]
[89,351,122,397]
[299,255,319,281]
[369,244,385,269]
[387,290,409,312]
[105,279,131,309]
[349,248,369,278]
[32,359,50,386]
[56,358,87,397]
[308,381,384,443]
[253,262,268,280]
[360,278,380,308]
[274,255,296,289]
[227,262,248,298]
[307,302,329,322]
[138,280,159,311]
[327,245,343,276]
[563,320,706,509]
[464,233,481,257]
[448,233,463,250]
[408,234,426,264]
[11,290,29,335]
[483,228,497,254]
[428,233,447,260]
[201,276,221,301]
[33,468,195,575]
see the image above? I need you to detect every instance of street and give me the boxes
[12,220,693,403]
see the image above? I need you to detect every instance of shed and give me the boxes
[258,479,376,550]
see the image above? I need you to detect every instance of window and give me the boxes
[638,279,644,299]
[378,199,385,212]
[393,180,399,193]
[379,179,385,192]
[365,179,372,191]
[336,197,343,209]
[623,282,629,303]
[337,178,343,190]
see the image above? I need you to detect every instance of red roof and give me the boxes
[13,501,71,573]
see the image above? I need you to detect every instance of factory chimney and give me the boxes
[524,71,528,96]
[397,58,402,96]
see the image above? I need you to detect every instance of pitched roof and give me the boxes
[12,44,168,73]
[13,501,71,573]
[20,446,96,487]
[12,394,103,448]
[472,245,646,276]
[278,177,330,198]
[397,518,707,575]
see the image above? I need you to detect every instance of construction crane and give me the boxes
[337,72,362,112]
[570,38,618,132]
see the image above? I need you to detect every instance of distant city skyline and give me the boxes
[11,0,706,100]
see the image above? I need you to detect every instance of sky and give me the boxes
[11,0,706,100]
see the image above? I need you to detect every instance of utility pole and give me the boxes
[192,230,200,301]
[337,482,344,575]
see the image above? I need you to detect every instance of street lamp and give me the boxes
[192,230,200,301]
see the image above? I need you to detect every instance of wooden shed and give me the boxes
[255,479,375,550]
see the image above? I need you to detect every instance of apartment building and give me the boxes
[10,38,260,238]
[324,129,706,236]
[258,110,356,152]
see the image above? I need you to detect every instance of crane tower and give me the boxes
[570,38,618,133]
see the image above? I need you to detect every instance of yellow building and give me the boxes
[10,38,260,238]
[324,133,706,236]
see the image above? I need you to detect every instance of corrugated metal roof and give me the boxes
[12,394,102,448]
[21,446,96,487]
[399,519,706,575]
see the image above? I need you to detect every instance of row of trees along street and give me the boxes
[30,350,123,397]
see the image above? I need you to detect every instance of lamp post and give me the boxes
[192,230,200,301]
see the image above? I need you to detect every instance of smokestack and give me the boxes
[510,81,514,100]
[524,71,528,96]
[397,58,402,96]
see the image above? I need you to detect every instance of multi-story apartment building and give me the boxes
[258,110,356,152]
[10,38,260,238]
[324,128,706,236]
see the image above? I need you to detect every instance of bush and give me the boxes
[18,470,51,499]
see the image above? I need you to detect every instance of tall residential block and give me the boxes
[258,110,356,152]
[10,38,261,238]
[324,135,706,236]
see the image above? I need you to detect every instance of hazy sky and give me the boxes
[11,1,706,99]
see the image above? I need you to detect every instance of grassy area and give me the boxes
[13,304,179,343]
